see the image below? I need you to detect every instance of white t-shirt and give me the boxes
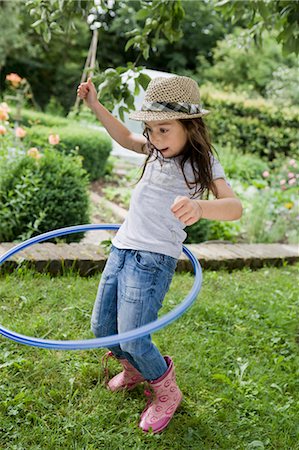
[112,152,226,259]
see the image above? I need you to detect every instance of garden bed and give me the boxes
[89,154,298,246]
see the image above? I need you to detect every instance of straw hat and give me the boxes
[129,75,209,121]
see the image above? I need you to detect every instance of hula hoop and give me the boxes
[0,224,202,350]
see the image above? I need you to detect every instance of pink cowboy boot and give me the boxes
[102,351,145,392]
[139,356,183,433]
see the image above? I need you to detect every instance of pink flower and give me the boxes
[280,179,286,185]
[0,102,9,112]
[6,73,23,87]
[289,159,296,166]
[262,171,269,178]
[0,125,7,135]
[0,110,8,121]
[27,147,42,159]
[15,127,27,138]
[288,172,295,179]
[0,103,9,121]
[288,178,296,186]
[48,134,60,145]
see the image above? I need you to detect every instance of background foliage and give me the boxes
[24,122,112,181]
[0,149,90,242]
[0,0,298,245]
[1,1,298,113]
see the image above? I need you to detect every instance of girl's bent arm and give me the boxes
[196,178,243,221]
[171,178,243,226]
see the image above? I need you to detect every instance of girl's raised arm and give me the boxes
[77,78,147,154]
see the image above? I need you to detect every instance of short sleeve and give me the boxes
[211,156,226,180]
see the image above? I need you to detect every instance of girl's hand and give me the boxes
[170,196,202,226]
[77,77,98,109]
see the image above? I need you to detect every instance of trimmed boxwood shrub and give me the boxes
[201,88,299,161]
[9,107,70,127]
[0,150,90,243]
[24,124,112,181]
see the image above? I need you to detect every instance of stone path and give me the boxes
[0,241,297,275]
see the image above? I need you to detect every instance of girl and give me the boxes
[77,75,242,433]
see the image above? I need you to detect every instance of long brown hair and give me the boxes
[137,118,218,199]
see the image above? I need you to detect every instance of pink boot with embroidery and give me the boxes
[102,351,145,392]
[139,356,183,433]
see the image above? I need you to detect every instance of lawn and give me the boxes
[0,265,298,449]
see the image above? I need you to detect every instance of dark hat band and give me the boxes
[141,101,203,115]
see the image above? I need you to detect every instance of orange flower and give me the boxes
[0,109,9,121]
[6,73,23,87]
[27,147,42,159]
[48,134,60,145]
[15,127,27,138]
[0,125,7,135]
[0,102,9,121]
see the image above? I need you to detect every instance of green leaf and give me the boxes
[31,19,44,28]
[126,93,135,110]
[142,46,150,60]
[215,0,231,6]
[49,21,59,30]
[134,81,140,96]
[118,105,125,122]
[104,68,117,77]
[43,28,51,43]
[125,37,136,53]
[58,0,65,11]
[135,8,150,21]
[137,73,151,91]
[257,1,270,21]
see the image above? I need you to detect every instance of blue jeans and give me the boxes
[91,245,178,381]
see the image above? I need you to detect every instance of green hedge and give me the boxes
[10,107,70,127]
[0,150,90,243]
[24,124,112,181]
[202,88,299,160]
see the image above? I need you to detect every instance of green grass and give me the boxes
[0,265,298,450]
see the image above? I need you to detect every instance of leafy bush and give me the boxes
[265,66,299,107]
[186,156,298,245]
[185,219,212,244]
[24,124,112,181]
[239,187,298,244]
[198,28,298,99]
[201,87,299,161]
[0,149,90,242]
[9,107,70,127]
[44,96,66,117]
[216,145,269,183]
[186,216,241,244]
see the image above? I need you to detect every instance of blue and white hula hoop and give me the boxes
[0,224,202,350]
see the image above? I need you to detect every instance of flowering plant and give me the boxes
[0,102,27,162]
[236,158,299,244]
[4,72,37,124]
[262,158,298,189]
[0,100,60,166]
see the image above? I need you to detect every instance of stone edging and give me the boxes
[0,242,298,275]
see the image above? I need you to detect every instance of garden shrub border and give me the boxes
[202,87,299,160]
